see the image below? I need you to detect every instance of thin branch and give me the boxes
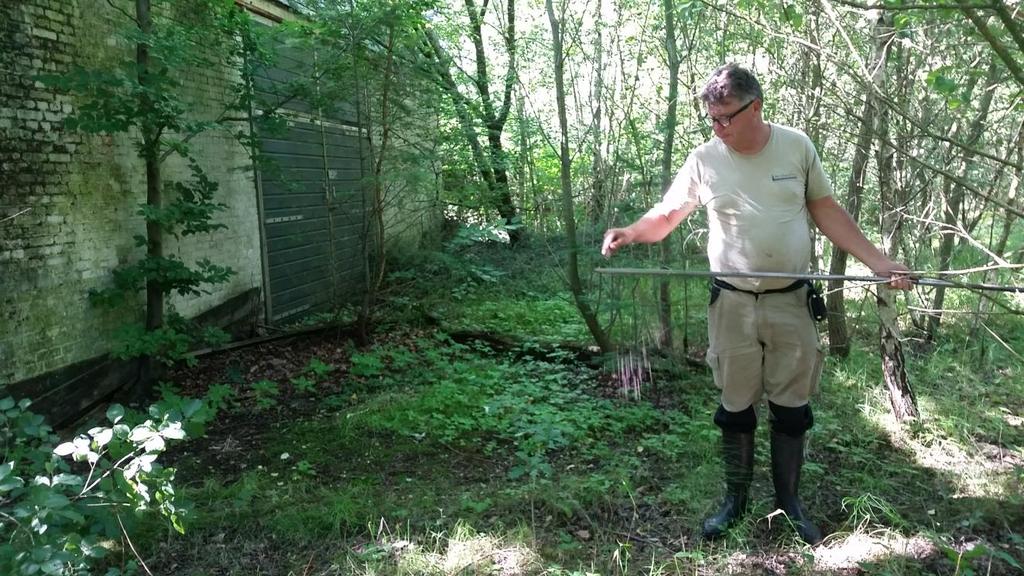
[908,305,1019,316]
[976,288,1024,315]
[980,321,1024,360]
[82,449,143,495]
[931,263,1024,276]
[961,6,1024,88]
[496,0,516,129]
[105,0,139,25]
[877,127,1024,219]
[0,208,31,225]
[820,0,873,84]
[698,0,1024,173]
[900,110,1024,173]
[906,214,1011,265]
[993,1,1024,55]
[117,514,155,576]
[832,0,1000,10]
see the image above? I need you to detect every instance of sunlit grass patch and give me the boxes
[898,430,1022,500]
[346,521,543,576]
[813,533,937,573]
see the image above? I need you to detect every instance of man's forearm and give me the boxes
[809,197,889,270]
[824,218,887,267]
[627,204,694,244]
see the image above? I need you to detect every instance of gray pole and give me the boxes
[595,268,1024,294]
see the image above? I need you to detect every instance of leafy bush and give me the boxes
[250,380,280,410]
[305,358,335,381]
[290,376,316,394]
[0,396,201,575]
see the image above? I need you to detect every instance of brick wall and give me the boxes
[0,0,263,387]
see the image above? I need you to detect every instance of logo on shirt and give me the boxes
[771,173,798,182]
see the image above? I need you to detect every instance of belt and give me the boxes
[712,278,808,295]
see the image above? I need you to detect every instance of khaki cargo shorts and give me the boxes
[705,283,824,412]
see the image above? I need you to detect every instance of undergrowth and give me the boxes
[125,238,1024,575]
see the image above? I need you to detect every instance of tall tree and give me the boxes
[546,0,612,352]
[427,0,522,243]
[655,0,682,351]
[136,0,163,390]
[873,10,918,422]
[824,5,888,358]
[589,0,606,224]
[926,60,1000,340]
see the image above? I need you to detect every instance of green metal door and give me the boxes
[251,40,371,325]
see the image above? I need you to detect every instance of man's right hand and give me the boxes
[601,227,635,257]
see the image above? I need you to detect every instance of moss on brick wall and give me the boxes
[0,0,262,386]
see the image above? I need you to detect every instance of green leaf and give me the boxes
[960,544,989,561]
[992,548,1023,569]
[182,399,203,419]
[926,67,958,95]
[55,508,86,524]
[107,404,125,424]
[0,397,14,410]
[81,537,108,559]
[781,3,804,28]
[52,473,82,487]
[43,492,71,509]
[0,462,12,480]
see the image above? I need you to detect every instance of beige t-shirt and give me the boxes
[656,124,832,291]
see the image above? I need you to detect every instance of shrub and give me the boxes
[0,396,201,575]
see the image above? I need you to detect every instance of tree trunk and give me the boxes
[961,6,1024,89]
[355,26,396,345]
[802,11,825,271]
[427,26,521,240]
[971,120,1023,341]
[825,7,899,358]
[927,60,999,340]
[426,30,496,192]
[874,11,917,422]
[546,0,612,353]
[464,0,522,244]
[137,0,162,397]
[590,0,605,224]
[656,0,681,351]
[877,292,917,420]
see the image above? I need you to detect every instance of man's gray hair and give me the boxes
[699,63,763,105]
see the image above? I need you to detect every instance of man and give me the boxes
[601,64,911,545]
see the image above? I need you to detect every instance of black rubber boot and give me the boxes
[701,430,755,539]
[770,431,823,545]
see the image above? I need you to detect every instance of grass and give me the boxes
[125,240,1023,575]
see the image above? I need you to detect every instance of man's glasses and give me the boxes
[704,98,756,127]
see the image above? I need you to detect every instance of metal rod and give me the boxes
[595,268,1024,294]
